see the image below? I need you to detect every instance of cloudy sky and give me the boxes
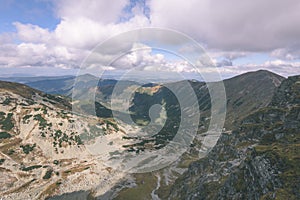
[1,0,300,79]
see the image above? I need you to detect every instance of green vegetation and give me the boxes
[21,165,43,171]
[33,114,47,129]
[0,131,12,139]
[54,130,63,140]
[53,160,59,165]
[2,97,11,105]
[41,132,46,137]
[74,135,83,145]
[22,114,32,123]
[20,144,36,154]
[0,111,5,118]
[0,113,14,131]
[105,120,119,131]
[43,169,53,180]
[255,142,300,199]
[114,173,157,200]
[94,101,113,118]
[51,129,83,151]
[42,106,48,114]
[0,158,5,165]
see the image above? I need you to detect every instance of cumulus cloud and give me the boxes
[55,0,128,23]
[1,0,300,77]
[90,43,197,73]
[0,0,151,71]
[200,59,300,79]
[54,15,150,49]
[215,59,233,68]
[209,51,250,61]
[14,22,52,43]
[270,48,300,60]
[149,0,300,51]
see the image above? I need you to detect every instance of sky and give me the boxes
[1,0,300,79]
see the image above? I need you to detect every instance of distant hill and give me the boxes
[129,70,285,129]
[0,75,74,84]
[4,70,285,129]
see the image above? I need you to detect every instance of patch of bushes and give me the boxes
[106,120,119,131]
[22,114,32,123]
[3,97,11,105]
[20,143,36,154]
[75,135,83,145]
[0,131,12,139]
[54,130,62,140]
[43,169,53,179]
[21,165,43,171]
[53,160,59,165]
[0,111,5,119]
[33,114,47,129]
[0,113,14,131]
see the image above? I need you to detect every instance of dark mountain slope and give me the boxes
[26,76,75,95]
[167,75,300,200]
[223,70,284,127]
[136,70,284,129]
[0,75,74,84]
[25,74,100,96]
[13,71,284,129]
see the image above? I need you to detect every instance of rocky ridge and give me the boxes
[167,75,300,199]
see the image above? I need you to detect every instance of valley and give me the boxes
[0,70,299,200]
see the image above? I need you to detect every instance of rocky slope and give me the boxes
[107,70,285,200]
[167,75,300,200]
[0,70,288,199]
[0,81,127,200]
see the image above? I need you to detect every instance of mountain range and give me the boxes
[0,70,299,200]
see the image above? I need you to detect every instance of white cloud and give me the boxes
[14,22,52,43]
[149,0,300,51]
[100,43,198,73]
[54,15,150,49]
[0,0,152,71]
[55,0,128,24]
[202,59,300,79]
[1,0,300,78]
[270,48,300,60]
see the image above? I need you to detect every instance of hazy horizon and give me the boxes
[1,0,300,79]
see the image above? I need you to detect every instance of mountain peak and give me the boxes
[226,69,284,82]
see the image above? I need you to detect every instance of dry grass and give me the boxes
[2,178,36,195]
[114,173,157,200]
[61,164,91,178]
[37,180,61,199]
